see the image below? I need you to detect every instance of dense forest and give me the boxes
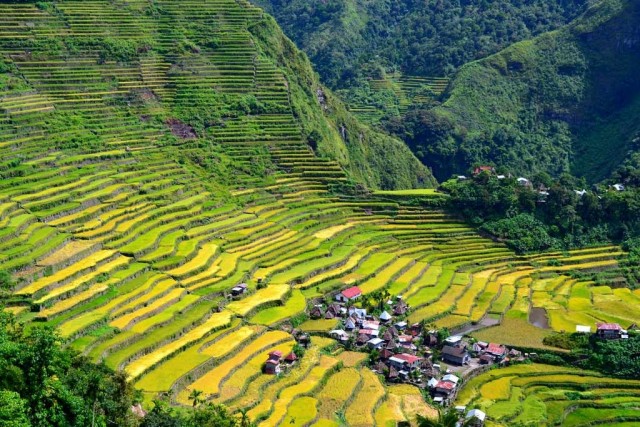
[255,0,640,187]
[252,0,591,87]
[417,0,640,181]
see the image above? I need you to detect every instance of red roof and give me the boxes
[268,350,283,360]
[487,343,505,356]
[395,353,422,364]
[341,286,362,299]
[285,352,297,361]
[436,381,455,390]
[597,323,622,331]
[359,329,377,335]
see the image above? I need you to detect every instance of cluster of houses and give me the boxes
[458,166,627,201]
[263,349,298,375]
[314,286,521,414]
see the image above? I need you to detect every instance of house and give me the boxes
[442,374,460,386]
[388,366,400,382]
[395,321,408,330]
[444,335,463,345]
[473,166,494,175]
[379,349,394,360]
[427,377,439,389]
[353,333,368,345]
[284,352,297,364]
[379,311,392,322]
[393,301,408,316]
[398,334,414,344]
[348,307,367,320]
[596,323,624,339]
[434,380,456,395]
[359,328,379,338]
[613,183,625,191]
[441,345,470,365]
[327,303,341,316]
[479,354,494,365]
[576,325,591,333]
[231,283,248,296]
[472,341,488,352]
[310,306,323,319]
[485,343,506,358]
[399,342,417,352]
[517,177,531,187]
[329,329,349,342]
[344,316,357,330]
[575,189,588,197]
[367,337,385,350]
[268,350,282,359]
[373,361,388,374]
[264,359,280,375]
[362,320,380,330]
[389,353,423,371]
[384,339,397,351]
[336,286,362,302]
[264,350,283,375]
[295,332,310,348]
[496,174,506,180]
[466,409,487,426]
[424,333,438,347]
[457,175,467,181]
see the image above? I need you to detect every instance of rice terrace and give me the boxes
[0,1,639,426]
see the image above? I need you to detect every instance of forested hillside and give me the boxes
[252,0,590,87]
[403,0,640,181]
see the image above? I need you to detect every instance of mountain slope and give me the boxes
[0,0,433,190]
[420,0,640,181]
[252,0,590,86]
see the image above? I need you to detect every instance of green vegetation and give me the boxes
[252,0,588,85]
[0,310,138,427]
[456,363,640,427]
[1,1,640,426]
[442,171,640,260]
[412,0,640,181]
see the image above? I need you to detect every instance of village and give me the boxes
[254,282,636,426]
[458,165,627,201]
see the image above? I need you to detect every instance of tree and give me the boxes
[0,270,13,295]
[0,390,30,427]
[236,408,251,427]
[188,389,204,409]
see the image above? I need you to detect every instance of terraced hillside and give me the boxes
[457,364,640,426]
[1,1,640,426]
[338,73,449,125]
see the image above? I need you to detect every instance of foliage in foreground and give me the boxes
[0,310,138,427]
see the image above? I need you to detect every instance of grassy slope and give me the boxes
[249,15,436,189]
[432,0,640,181]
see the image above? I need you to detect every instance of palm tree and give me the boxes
[416,408,470,427]
[188,389,204,409]
[236,407,251,427]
